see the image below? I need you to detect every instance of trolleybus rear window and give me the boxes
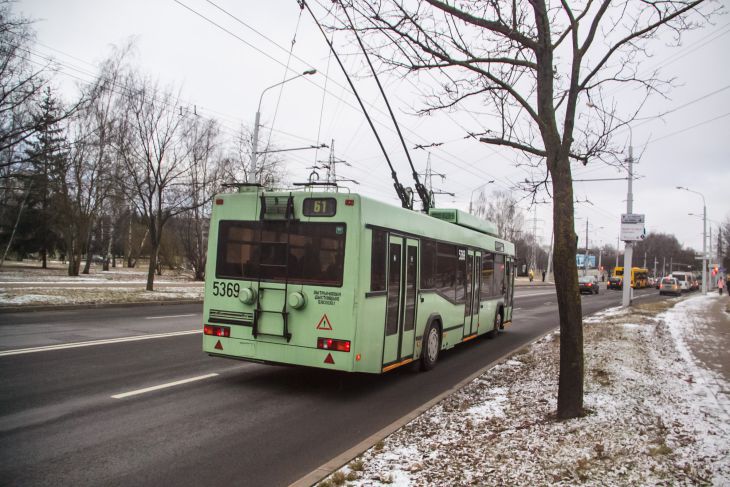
[216,221,346,286]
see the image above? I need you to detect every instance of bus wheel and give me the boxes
[420,322,441,371]
[486,311,502,339]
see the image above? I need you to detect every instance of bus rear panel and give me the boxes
[202,188,515,374]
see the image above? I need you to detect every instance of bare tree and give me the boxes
[0,1,47,173]
[116,73,219,290]
[178,115,224,281]
[334,0,715,418]
[474,189,525,241]
[222,124,284,187]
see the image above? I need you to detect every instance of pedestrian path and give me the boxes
[668,294,730,413]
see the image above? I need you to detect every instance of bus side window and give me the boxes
[494,254,505,295]
[420,240,437,289]
[481,253,494,298]
[370,230,387,291]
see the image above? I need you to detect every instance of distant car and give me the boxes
[659,277,681,297]
[579,276,599,294]
[607,276,622,290]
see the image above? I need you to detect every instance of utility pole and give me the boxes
[653,256,657,278]
[546,228,554,283]
[615,235,620,268]
[584,218,589,276]
[418,154,452,208]
[662,256,666,277]
[643,251,647,269]
[621,145,634,307]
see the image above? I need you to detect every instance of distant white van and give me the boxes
[670,272,691,292]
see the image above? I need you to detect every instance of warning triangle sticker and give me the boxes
[324,353,335,364]
[214,340,223,350]
[316,314,333,331]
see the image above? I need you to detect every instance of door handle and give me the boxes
[420,296,424,303]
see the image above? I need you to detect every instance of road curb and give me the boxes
[0,299,203,314]
[289,326,559,487]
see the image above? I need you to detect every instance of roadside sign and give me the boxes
[620,213,646,241]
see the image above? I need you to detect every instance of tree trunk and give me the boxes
[126,210,133,267]
[103,219,113,271]
[68,235,80,276]
[146,243,159,291]
[82,227,93,274]
[550,154,584,419]
[128,228,148,269]
[194,215,205,281]
[1,183,33,268]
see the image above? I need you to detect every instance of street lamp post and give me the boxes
[587,102,634,306]
[468,180,495,214]
[677,187,707,294]
[251,69,316,183]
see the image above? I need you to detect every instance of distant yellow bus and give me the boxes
[613,267,650,289]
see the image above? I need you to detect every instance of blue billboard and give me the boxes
[576,254,596,269]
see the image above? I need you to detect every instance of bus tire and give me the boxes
[486,309,503,338]
[420,321,441,371]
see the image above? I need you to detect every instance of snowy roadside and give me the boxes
[0,285,203,308]
[0,261,203,308]
[318,296,730,486]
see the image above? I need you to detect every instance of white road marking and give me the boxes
[111,373,219,399]
[0,330,201,357]
[515,291,556,298]
[144,314,197,320]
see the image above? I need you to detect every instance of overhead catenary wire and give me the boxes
[336,1,431,211]
[299,0,411,209]
[178,0,518,195]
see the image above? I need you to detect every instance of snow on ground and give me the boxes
[0,260,195,282]
[318,297,730,487]
[0,286,203,307]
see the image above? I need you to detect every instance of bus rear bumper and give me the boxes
[203,335,355,372]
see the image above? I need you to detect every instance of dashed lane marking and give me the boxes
[144,314,197,320]
[0,330,201,357]
[111,373,219,399]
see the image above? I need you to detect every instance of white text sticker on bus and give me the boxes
[316,314,333,330]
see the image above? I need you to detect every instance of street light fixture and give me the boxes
[468,180,495,214]
[250,69,317,183]
[677,186,707,294]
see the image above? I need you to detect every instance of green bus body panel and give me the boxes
[202,190,515,374]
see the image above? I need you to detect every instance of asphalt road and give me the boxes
[0,287,663,486]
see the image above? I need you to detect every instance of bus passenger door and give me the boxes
[382,236,419,367]
[463,250,480,337]
[504,258,514,321]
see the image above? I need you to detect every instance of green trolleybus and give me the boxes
[202,186,515,373]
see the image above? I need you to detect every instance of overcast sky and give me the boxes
[16,0,730,258]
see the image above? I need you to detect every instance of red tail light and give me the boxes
[204,325,230,337]
[317,337,351,352]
